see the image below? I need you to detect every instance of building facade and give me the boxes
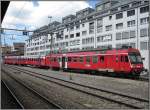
[1,46,12,57]
[25,0,149,70]
[12,42,25,56]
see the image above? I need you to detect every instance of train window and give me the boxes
[79,57,83,62]
[68,57,71,62]
[100,56,104,63]
[58,58,61,62]
[125,56,129,62]
[121,56,124,62]
[86,56,90,63]
[65,57,68,62]
[73,57,77,62]
[51,58,53,62]
[116,56,119,62]
[54,58,56,62]
[93,56,98,63]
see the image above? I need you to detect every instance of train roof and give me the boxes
[47,46,140,57]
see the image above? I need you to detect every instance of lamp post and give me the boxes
[50,32,54,54]
[48,16,53,54]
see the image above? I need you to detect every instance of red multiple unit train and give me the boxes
[4,47,144,77]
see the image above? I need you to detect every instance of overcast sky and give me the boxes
[2,0,98,46]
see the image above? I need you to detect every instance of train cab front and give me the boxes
[128,52,144,76]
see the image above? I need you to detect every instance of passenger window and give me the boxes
[54,58,56,62]
[93,56,98,63]
[86,56,90,63]
[100,56,104,63]
[79,57,83,62]
[68,57,71,62]
[125,56,129,62]
[50,58,53,62]
[73,57,77,62]
[121,56,124,62]
[116,56,118,62]
[65,57,68,62]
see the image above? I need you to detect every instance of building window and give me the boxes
[76,25,80,29]
[96,5,103,11]
[82,24,85,27]
[127,20,135,27]
[140,42,148,50]
[65,35,68,39]
[70,26,74,31]
[97,34,112,42]
[105,25,112,31]
[116,13,123,19]
[111,8,118,13]
[116,32,122,40]
[127,10,135,17]
[82,39,85,44]
[140,17,149,25]
[116,23,123,29]
[116,44,122,48]
[130,43,136,48]
[76,32,80,37]
[132,1,141,7]
[140,6,149,13]
[97,26,103,33]
[97,19,103,26]
[140,28,148,37]
[121,5,129,10]
[70,34,74,38]
[82,31,87,36]
[144,1,149,4]
[97,19,103,33]
[89,22,94,34]
[122,43,129,47]
[122,32,129,39]
[82,37,94,44]
[130,30,136,38]
[109,16,112,20]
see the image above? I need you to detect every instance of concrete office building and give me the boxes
[25,0,149,70]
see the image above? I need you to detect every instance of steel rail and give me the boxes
[5,65,149,109]
[1,80,25,109]
[2,69,62,109]
[9,65,149,101]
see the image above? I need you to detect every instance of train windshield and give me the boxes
[128,53,143,64]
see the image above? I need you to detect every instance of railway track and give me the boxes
[2,70,62,109]
[1,80,24,109]
[3,65,149,109]
[18,64,149,82]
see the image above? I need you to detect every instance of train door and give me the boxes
[120,55,130,72]
[106,55,114,72]
[61,56,67,69]
[99,55,105,71]
[62,57,65,69]
[115,55,120,72]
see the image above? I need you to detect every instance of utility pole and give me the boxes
[0,30,2,64]
[148,1,150,74]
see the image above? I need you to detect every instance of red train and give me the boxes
[4,47,144,77]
